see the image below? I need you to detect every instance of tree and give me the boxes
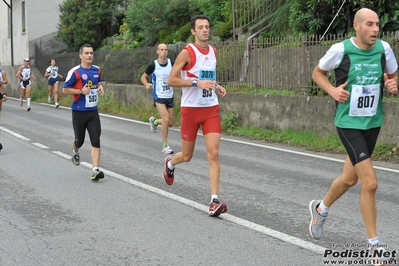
[92,0,399,52]
[57,0,125,52]
[289,0,338,35]
[123,0,236,46]
[124,0,200,46]
[198,0,233,40]
[124,0,168,46]
[289,0,399,36]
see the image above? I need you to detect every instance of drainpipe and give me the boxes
[3,0,13,66]
[239,25,269,82]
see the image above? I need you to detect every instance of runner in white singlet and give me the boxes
[140,44,175,154]
[15,58,36,111]
[163,15,228,218]
[44,58,63,108]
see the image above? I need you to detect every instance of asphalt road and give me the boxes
[0,98,398,266]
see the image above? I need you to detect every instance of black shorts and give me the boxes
[153,97,173,108]
[48,77,58,86]
[19,80,31,89]
[336,127,380,166]
[72,110,101,148]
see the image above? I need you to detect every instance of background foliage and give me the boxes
[57,0,125,51]
[289,0,399,35]
[57,0,399,52]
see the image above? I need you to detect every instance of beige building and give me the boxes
[0,0,66,66]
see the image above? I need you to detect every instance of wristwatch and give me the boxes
[79,89,83,94]
[192,79,198,87]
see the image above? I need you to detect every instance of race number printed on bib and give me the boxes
[161,81,170,91]
[197,70,216,105]
[85,89,99,108]
[349,84,380,117]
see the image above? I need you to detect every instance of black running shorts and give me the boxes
[336,126,380,166]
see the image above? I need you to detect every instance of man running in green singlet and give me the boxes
[309,8,398,265]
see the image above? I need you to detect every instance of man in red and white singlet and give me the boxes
[164,14,228,217]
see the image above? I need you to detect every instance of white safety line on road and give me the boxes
[6,99,399,174]
[220,137,399,174]
[101,168,326,254]
[32,142,49,149]
[1,114,396,255]
[50,149,327,255]
[0,126,31,141]
[38,102,69,110]
[100,113,399,174]
[52,151,72,160]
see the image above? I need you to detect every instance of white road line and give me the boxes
[38,102,69,110]
[103,169,325,254]
[222,214,326,254]
[0,126,31,141]
[219,137,399,173]
[32,143,49,149]
[9,99,398,173]
[0,115,395,255]
[52,151,72,160]
[50,151,327,255]
[99,113,399,174]
[100,113,145,123]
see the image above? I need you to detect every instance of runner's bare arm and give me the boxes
[1,71,8,85]
[98,82,105,96]
[140,72,152,89]
[15,67,23,80]
[167,49,191,88]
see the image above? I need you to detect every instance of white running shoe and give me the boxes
[369,243,396,265]
[149,116,157,133]
[309,200,328,240]
[71,146,80,166]
[48,95,52,103]
[55,103,60,108]
[162,146,174,154]
[91,170,105,181]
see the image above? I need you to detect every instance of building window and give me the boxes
[8,8,11,37]
[22,1,26,33]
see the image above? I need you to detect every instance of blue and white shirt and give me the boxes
[64,65,101,112]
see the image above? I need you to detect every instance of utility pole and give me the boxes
[232,0,237,81]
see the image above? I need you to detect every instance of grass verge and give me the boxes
[31,87,399,164]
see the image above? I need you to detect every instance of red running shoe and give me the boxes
[163,156,174,185]
[209,199,228,217]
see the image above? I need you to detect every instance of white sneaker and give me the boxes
[149,116,157,133]
[27,106,31,112]
[55,103,59,108]
[162,146,174,154]
[369,243,396,265]
[48,95,52,103]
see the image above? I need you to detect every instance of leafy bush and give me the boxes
[222,110,240,133]
[215,21,233,40]
[31,87,48,101]
[157,27,176,44]
[175,23,192,43]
